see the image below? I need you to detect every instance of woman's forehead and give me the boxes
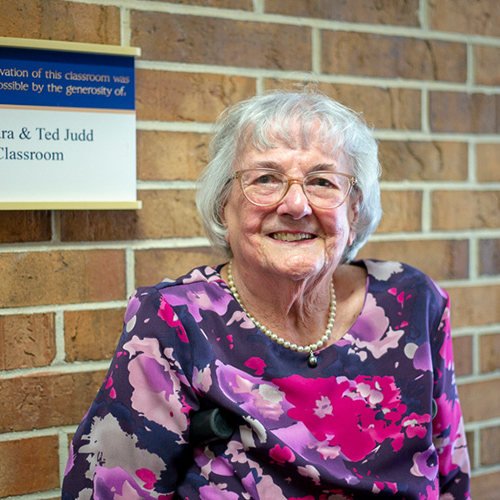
[237,142,352,175]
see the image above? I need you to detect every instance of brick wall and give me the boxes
[1,0,499,497]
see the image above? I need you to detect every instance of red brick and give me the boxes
[429,0,500,37]
[479,239,500,275]
[135,247,221,287]
[266,0,420,25]
[136,191,204,239]
[458,378,500,423]
[132,11,311,70]
[321,84,421,131]
[452,335,473,377]
[137,131,210,181]
[378,191,422,233]
[64,308,125,362]
[265,80,421,131]
[480,332,500,373]
[322,32,466,82]
[0,250,126,308]
[379,141,468,181]
[0,436,59,497]
[471,471,500,500]
[432,190,500,230]
[0,314,55,370]
[477,144,500,182]
[357,239,469,281]
[475,45,500,86]
[60,190,204,241]
[481,426,500,465]
[60,210,139,241]
[0,370,107,432]
[0,0,120,44]
[430,92,500,134]
[447,285,500,328]
[465,431,474,466]
[0,211,51,243]
[136,70,256,123]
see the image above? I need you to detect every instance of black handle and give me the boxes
[189,408,238,445]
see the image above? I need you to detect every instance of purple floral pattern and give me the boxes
[62,260,470,499]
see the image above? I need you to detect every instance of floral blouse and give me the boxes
[62,259,471,499]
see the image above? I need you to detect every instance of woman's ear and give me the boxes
[347,193,361,247]
[219,203,228,228]
[220,203,231,246]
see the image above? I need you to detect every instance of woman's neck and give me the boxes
[222,259,335,347]
[222,259,367,347]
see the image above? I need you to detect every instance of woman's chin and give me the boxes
[266,256,327,282]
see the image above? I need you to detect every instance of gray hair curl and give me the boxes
[196,90,382,263]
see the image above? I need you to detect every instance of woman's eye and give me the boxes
[256,175,271,183]
[311,177,335,188]
[254,173,279,184]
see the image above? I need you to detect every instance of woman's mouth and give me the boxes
[269,232,316,242]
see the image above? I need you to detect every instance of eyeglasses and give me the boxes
[232,168,357,209]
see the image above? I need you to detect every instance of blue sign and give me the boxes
[0,46,135,110]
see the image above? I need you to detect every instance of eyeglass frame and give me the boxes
[231,168,358,209]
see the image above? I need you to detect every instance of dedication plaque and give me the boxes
[0,38,141,209]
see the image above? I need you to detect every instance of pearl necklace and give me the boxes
[227,261,336,367]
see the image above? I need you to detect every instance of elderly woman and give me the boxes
[62,91,470,499]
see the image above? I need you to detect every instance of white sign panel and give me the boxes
[0,38,141,209]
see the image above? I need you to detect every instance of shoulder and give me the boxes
[358,258,448,306]
[138,264,226,293]
[360,258,441,287]
[121,264,229,362]
[132,264,227,305]
[360,258,425,282]
[126,263,233,327]
[358,259,450,337]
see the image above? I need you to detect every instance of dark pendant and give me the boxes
[308,352,318,367]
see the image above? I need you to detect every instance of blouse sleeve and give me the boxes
[431,289,471,499]
[62,286,201,499]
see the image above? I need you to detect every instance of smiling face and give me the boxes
[222,138,359,283]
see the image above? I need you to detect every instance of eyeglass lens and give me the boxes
[239,169,353,208]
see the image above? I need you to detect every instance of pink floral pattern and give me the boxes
[272,374,414,462]
[63,260,470,499]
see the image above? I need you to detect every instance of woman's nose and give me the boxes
[276,181,313,219]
